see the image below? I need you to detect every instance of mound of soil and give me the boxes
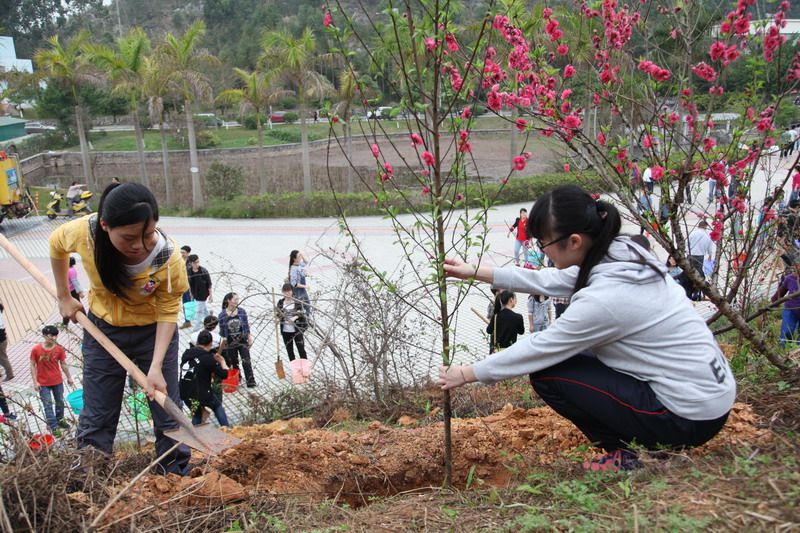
[101,401,768,521]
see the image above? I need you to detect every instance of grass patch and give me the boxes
[166,173,605,219]
[65,116,525,152]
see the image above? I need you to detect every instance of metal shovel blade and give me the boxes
[165,423,242,455]
[160,395,241,454]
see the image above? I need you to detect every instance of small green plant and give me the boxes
[205,161,246,201]
[195,130,221,148]
[283,111,298,123]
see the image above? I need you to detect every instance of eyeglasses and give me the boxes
[536,234,570,252]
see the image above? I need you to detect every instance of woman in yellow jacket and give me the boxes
[50,182,191,474]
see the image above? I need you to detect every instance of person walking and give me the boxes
[181,330,231,427]
[289,250,312,316]
[187,254,213,332]
[772,258,800,348]
[486,290,524,353]
[219,292,256,388]
[0,302,13,381]
[50,182,191,474]
[277,283,308,362]
[687,220,716,300]
[507,208,529,266]
[179,245,193,329]
[439,185,735,472]
[30,325,74,433]
[641,164,654,195]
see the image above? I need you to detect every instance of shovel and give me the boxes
[271,288,286,379]
[0,233,240,455]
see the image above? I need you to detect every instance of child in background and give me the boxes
[181,330,230,427]
[219,292,256,388]
[289,250,312,316]
[30,325,73,432]
[486,290,524,353]
[772,258,800,347]
[0,302,13,381]
[507,208,529,266]
[63,257,85,325]
[527,294,552,333]
[276,283,308,361]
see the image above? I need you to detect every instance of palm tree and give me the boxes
[156,21,217,210]
[333,69,378,193]
[216,68,287,194]
[84,27,151,188]
[261,28,333,197]
[34,30,95,186]
[142,56,175,206]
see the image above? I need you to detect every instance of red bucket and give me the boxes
[29,433,55,451]
[221,368,240,393]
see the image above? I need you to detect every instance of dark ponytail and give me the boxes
[527,185,621,292]
[493,290,515,316]
[94,182,159,299]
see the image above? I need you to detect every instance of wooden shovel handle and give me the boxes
[0,233,167,406]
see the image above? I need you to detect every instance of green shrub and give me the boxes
[5,131,75,159]
[197,173,607,218]
[283,112,299,124]
[195,130,221,149]
[277,96,297,109]
[242,114,268,130]
[264,129,301,143]
[205,161,245,201]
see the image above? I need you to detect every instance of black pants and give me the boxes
[224,344,255,385]
[80,313,191,475]
[281,330,307,361]
[529,355,728,452]
[0,384,9,415]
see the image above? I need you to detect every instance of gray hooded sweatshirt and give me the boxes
[474,236,736,421]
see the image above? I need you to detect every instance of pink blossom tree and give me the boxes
[323,0,800,482]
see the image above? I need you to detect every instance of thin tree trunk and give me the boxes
[300,104,312,197]
[510,107,518,171]
[185,103,203,209]
[346,120,353,193]
[132,103,149,188]
[75,104,94,187]
[257,112,267,194]
[160,118,173,207]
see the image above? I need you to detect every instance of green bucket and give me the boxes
[127,391,151,422]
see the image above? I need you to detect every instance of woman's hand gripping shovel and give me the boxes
[0,233,240,455]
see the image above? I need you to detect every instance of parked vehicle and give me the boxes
[23,121,57,133]
[368,106,394,119]
[193,113,224,127]
[269,112,286,123]
[0,151,34,224]
[46,189,93,219]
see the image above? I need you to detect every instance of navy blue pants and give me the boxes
[530,355,728,452]
[79,313,191,475]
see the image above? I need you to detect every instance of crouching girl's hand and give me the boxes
[438,364,477,390]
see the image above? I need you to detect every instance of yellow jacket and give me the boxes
[49,214,189,327]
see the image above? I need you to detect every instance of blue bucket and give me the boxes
[67,389,84,415]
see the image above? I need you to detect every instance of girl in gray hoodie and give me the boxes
[439,185,735,471]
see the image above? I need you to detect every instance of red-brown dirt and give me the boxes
[99,401,767,523]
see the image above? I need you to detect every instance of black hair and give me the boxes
[222,292,238,309]
[42,325,59,336]
[203,315,218,329]
[187,254,199,263]
[94,182,159,299]
[197,330,213,346]
[181,245,191,253]
[289,250,300,277]
[493,290,515,315]
[281,282,293,292]
[69,256,76,267]
[527,185,622,292]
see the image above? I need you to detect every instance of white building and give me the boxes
[0,36,33,73]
